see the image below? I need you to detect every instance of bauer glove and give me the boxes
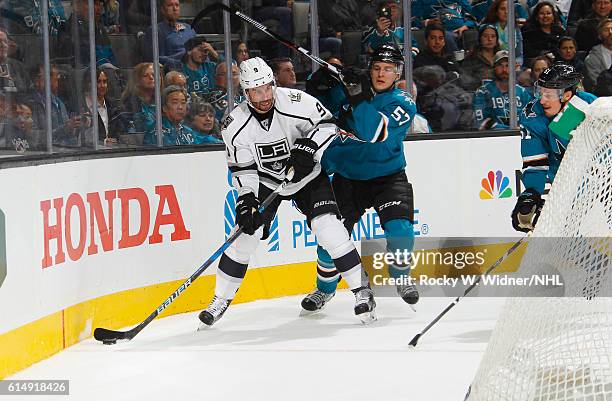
[235,192,263,235]
[511,188,544,233]
[342,67,373,108]
[285,137,318,183]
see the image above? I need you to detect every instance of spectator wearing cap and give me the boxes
[144,0,196,69]
[584,18,612,91]
[182,37,218,97]
[522,2,567,60]
[460,24,501,92]
[413,23,460,72]
[473,50,533,131]
[556,37,586,73]
[482,0,525,67]
[575,0,612,51]
[0,28,28,93]
[185,100,222,142]
[143,85,220,146]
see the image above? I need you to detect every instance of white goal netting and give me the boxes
[467,97,612,401]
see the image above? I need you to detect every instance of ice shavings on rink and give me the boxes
[9,293,505,401]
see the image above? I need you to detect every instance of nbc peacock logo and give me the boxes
[480,170,512,200]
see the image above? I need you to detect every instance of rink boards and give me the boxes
[0,134,521,377]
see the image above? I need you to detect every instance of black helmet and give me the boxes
[369,44,404,68]
[535,63,583,90]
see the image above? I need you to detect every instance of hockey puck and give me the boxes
[102,340,117,345]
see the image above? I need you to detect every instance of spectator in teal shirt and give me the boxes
[144,85,220,145]
[182,37,218,97]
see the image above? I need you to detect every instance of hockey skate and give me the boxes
[198,296,231,329]
[396,282,419,311]
[353,287,377,324]
[300,289,335,315]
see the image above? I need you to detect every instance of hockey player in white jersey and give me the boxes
[199,57,376,326]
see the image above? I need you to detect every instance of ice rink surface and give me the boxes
[9,293,506,401]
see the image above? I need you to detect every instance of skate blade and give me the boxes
[409,304,417,312]
[299,308,321,317]
[358,311,377,325]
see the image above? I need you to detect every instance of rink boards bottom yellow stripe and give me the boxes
[0,240,526,379]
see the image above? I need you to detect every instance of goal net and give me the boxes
[466,97,612,401]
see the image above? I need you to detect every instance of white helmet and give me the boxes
[239,57,275,90]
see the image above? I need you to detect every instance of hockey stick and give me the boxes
[408,234,530,348]
[93,179,289,344]
[192,3,342,80]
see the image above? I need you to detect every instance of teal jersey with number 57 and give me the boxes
[321,88,417,180]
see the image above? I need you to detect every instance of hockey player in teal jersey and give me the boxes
[512,64,597,232]
[473,50,533,131]
[302,44,419,312]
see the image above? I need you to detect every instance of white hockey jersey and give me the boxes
[221,87,337,197]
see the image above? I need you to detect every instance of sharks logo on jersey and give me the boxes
[255,139,290,175]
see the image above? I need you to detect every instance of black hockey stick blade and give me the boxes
[408,333,421,348]
[94,327,134,344]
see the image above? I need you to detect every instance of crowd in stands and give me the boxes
[0,0,610,154]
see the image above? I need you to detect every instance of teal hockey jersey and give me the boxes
[519,91,597,194]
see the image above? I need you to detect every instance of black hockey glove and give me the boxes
[511,188,544,233]
[235,192,263,235]
[285,137,318,183]
[342,67,373,108]
[305,66,341,97]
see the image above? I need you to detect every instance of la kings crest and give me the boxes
[255,139,290,175]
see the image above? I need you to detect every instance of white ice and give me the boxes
[9,293,505,401]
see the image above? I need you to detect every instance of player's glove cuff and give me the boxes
[236,192,263,235]
[511,188,544,233]
[286,138,318,183]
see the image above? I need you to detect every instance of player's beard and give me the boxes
[252,98,274,113]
